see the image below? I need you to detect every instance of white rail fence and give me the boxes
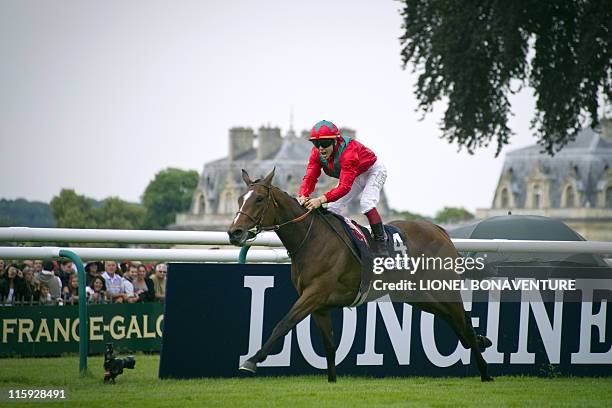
[0,246,289,262]
[1,227,612,262]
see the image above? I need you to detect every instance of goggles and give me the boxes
[312,139,334,149]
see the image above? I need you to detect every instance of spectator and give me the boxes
[57,259,74,289]
[85,262,101,286]
[33,259,43,279]
[101,261,127,303]
[123,276,138,303]
[121,264,139,303]
[64,274,82,305]
[133,264,155,302]
[39,283,54,305]
[38,260,63,302]
[150,263,167,302]
[16,266,38,304]
[124,264,137,283]
[0,259,5,279]
[0,264,25,304]
[145,263,155,277]
[86,276,109,304]
[119,261,131,276]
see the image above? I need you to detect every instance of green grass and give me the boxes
[1,355,612,407]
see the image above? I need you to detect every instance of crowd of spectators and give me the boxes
[0,258,167,306]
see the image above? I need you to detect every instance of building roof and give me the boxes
[496,127,612,208]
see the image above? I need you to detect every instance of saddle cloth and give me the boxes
[328,212,409,307]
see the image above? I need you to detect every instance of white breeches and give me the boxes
[328,160,387,215]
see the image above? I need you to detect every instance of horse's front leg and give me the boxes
[312,309,337,382]
[240,288,322,373]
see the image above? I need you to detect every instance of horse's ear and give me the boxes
[241,169,252,186]
[263,167,275,186]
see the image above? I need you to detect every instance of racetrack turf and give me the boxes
[1,355,611,407]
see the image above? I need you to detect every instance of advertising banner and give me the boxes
[160,263,612,378]
[0,303,164,357]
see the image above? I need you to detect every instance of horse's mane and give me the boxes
[249,178,306,214]
[277,186,306,213]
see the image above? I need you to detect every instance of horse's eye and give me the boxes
[255,195,265,203]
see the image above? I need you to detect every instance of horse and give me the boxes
[227,168,493,382]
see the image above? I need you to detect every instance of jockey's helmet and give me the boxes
[310,120,340,140]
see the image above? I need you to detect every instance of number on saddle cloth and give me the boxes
[326,214,411,307]
[327,213,410,262]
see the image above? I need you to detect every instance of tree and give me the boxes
[399,0,612,155]
[390,208,430,221]
[141,168,199,229]
[434,207,474,224]
[97,197,146,229]
[50,189,98,228]
[51,190,146,231]
[0,198,55,227]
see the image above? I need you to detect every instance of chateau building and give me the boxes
[174,126,390,231]
[476,119,612,241]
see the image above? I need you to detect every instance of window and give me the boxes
[224,192,234,214]
[606,187,612,209]
[500,188,509,208]
[565,186,575,208]
[199,193,206,214]
[533,185,542,209]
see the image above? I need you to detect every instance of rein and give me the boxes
[317,211,362,263]
[235,182,361,262]
[260,207,314,232]
[234,183,315,256]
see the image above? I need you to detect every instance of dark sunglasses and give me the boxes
[312,139,334,149]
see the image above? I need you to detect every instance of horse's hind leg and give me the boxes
[240,289,321,373]
[444,303,494,382]
[312,309,336,383]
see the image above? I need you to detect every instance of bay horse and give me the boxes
[227,168,493,382]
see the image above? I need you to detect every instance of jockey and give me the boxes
[298,119,388,249]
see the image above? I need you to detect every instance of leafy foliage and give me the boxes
[50,189,145,232]
[434,206,474,224]
[141,168,199,229]
[399,0,612,155]
[390,208,430,221]
[50,189,98,229]
[97,197,146,229]
[0,199,55,227]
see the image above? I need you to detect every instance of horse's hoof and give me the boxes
[239,360,257,373]
[481,376,494,382]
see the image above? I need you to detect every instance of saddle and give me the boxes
[326,212,410,307]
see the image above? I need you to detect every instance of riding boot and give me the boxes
[370,222,387,256]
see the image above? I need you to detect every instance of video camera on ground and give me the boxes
[103,342,136,384]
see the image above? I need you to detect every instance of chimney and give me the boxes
[257,126,281,160]
[339,127,356,139]
[229,127,254,161]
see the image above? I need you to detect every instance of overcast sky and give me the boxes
[0,0,537,216]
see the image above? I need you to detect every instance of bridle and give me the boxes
[234,182,360,262]
[234,182,314,236]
